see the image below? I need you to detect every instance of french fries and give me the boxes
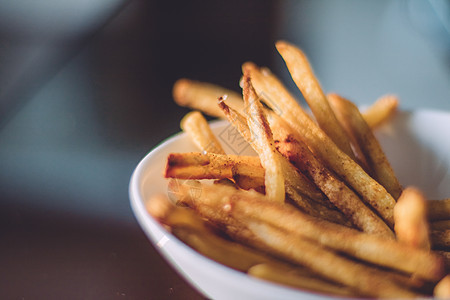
[180,111,225,154]
[274,42,355,159]
[145,41,449,298]
[243,61,397,227]
[173,79,244,117]
[275,135,393,237]
[170,180,444,282]
[241,72,285,203]
[362,94,399,129]
[328,93,403,199]
[165,152,265,192]
[217,99,352,226]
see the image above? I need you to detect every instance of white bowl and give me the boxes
[129,109,450,299]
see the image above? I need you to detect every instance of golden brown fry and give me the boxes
[394,187,431,250]
[428,199,450,221]
[244,60,396,227]
[173,79,244,118]
[434,275,450,299]
[165,152,262,180]
[248,263,359,297]
[362,94,399,129]
[275,137,393,237]
[430,230,450,249]
[328,93,402,199]
[180,111,225,154]
[246,222,418,298]
[273,43,355,158]
[326,95,373,174]
[241,71,285,202]
[171,181,445,282]
[165,152,265,192]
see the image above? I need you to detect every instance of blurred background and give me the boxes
[0,0,448,298]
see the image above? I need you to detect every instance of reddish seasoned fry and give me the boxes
[173,79,244,118]
[170,180,445,282]
[241,71,284,202]
[244,61,396,227]
[394,187,431,250]
[328,93,402,199]
[181,111,225,154]
[275,136,394,237]
[362,95,399,129]
[273,43,355,158]
[165,152,265,191]
[325,95,372,174]
[428,199,450,221]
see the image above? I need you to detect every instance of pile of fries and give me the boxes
[147,41,450,298]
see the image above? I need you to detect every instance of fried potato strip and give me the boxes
[241,71,285,203]
[274,42,355,158]
[181,111,225,154]
[173,79,244,117]
[362,95,399,129]
[328,93,402,199]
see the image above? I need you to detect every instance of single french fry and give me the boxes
[362,95,399,129]
[431,220,450,231]
[273,43,355,159]
[170,181,445,281]
[165,152,263,183]
[173,79,244,118]
[248,263,359,297]
[430,230,450,249]
[241,71,285,202]
[394,187,431,250]
[247,221,418,298]
[275,136,394,237]
[428,199,450,221]
[328,93,402,200]
[245,62,396,227]
[180,111,225,154]
[434,275,450,299]
[326,95,373,174]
